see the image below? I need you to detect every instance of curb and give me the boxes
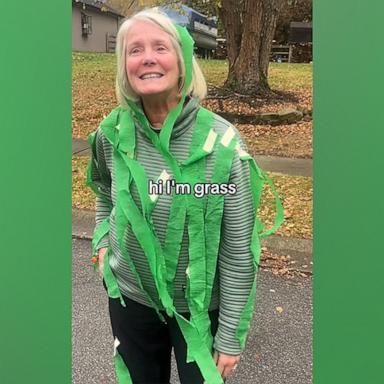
[72,208,312,274]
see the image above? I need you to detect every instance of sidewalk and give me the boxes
[72,138,312,178]
[72,208,312,274]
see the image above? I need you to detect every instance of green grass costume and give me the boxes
[87,25,283,384]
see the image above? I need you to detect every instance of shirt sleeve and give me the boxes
[213,137,256,355]
[91,129,113,251]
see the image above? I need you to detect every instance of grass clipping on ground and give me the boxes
[73,157,312,239]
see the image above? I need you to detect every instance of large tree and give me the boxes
[218,0,284,95]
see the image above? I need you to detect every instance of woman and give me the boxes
[88,8,282,384]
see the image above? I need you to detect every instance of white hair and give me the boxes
[115,8,207,107]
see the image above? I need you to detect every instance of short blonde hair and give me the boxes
[115,8,207,107]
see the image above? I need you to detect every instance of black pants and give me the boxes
[108,295,219,384]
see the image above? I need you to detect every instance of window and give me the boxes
[81,12,92,36]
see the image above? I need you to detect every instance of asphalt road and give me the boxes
[72,238,312,384]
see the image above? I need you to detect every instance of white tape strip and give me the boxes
[113,337,120,357]
[149,169,170,203]
[202,129,217,153]
[235,143,250,159]
[220,126,235,147]
[116,123,120,130]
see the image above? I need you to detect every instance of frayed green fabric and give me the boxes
[235,156,284,349]
[114,352,133,384]
[103,248,126,307]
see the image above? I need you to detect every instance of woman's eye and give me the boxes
[128,48,141,55]
[157,46,167,52]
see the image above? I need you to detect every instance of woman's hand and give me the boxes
[213,350,241,380]
[97,247,108,278]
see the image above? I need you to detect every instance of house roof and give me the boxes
[72,0,124,18]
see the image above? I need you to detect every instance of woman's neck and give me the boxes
[141,94,181,128]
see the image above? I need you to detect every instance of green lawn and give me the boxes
[72,52,312,139]
[73,52,312,90]
[198,59,312,91]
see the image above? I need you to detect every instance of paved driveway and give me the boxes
[72,238,312,384]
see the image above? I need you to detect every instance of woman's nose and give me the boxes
[142,49,156,65]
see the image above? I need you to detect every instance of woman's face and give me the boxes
[125,21,180,101]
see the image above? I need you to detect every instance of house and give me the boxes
[72,1,217,57]
[72,0,124,53]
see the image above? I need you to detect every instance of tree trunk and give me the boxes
[218,0,244,76]
[259,0,284,80]
[219,0,283,95]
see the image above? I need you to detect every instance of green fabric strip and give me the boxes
[114,146,173,315]
[121,156,151,219]
[86,131,112,210]
[114,352,133,384]
[258,169,284,238]
[235,155,284,348]
[99,107,120,146]
[91,218,109,255]
[114,150,165,320]
[117,109,135,156]
[163,108,215,299]
[235,159,263,348]
[175,313,224,384]
[127,99,182,179]
[175,25,193,95]
[204,138,237,309]
[116,182,174,313]
[182,108,216,354]
[103,248,125,307]
[185,174,207,312]
[86,122,126,306]
[156,25,193,152]
[163,193,187,296]
[238,154,284,237]
[97,123,164,317]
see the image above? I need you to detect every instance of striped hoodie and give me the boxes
[92,97,255,355]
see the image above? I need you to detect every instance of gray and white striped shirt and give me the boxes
[93,98,255,354]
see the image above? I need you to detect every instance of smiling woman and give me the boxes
[115,10,207,130]
[125,22,180,101]
[86,7,282,384]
